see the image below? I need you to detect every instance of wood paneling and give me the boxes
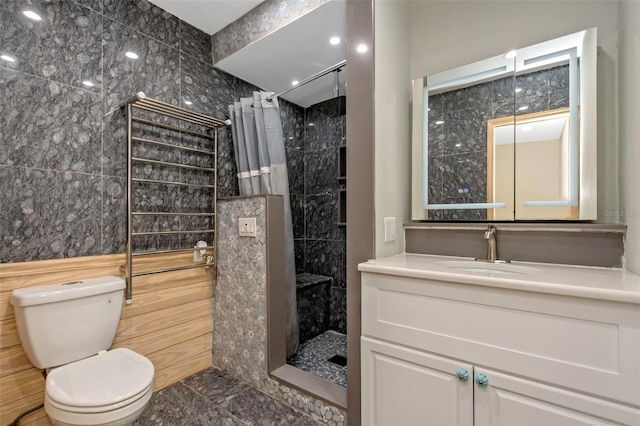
[113,314,213,357]
[0,345,32,377]
[0,391,44,426]
[120,280,213,319]
[19,408,49,426]
[148,334,213,390]
[0,253,214,425]
[21,413,51,426]
[115,299,212,343]
[0,368,43,406]
[0,318,19,349]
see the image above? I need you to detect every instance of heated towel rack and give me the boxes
[114,92,229,303]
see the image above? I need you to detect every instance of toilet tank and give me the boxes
[10,276,125,369]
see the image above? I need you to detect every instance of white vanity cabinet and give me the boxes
[360,254,640,426]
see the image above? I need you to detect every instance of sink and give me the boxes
[437,260,541,275]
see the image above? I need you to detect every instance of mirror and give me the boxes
[411,28,597,221]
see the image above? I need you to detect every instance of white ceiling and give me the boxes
[150,0,347,108]
[149,0,264,35]
[214,0,346,108]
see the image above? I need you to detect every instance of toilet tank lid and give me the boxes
[10,276,125,307]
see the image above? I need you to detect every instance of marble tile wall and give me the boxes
[0,0,302,262]
[215,197,345,425]
[296,103,346,334]
[427,64,570,220]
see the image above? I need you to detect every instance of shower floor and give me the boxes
[287,330,347,387]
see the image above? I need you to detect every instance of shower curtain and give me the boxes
[229,92,299,357]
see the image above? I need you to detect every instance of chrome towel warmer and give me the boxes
[113,92,229,304]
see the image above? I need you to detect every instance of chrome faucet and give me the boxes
[484,224,498,262]
[475,224,510,263]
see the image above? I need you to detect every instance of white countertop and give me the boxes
[358,253,640,304]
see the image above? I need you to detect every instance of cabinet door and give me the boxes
[361,337,473,426]
[474,368,640,426]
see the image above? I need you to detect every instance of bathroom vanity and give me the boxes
[359,254,640,425]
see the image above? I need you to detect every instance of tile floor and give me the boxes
[133,367,320,426]
[287,331,347,387]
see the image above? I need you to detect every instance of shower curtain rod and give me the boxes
[267,59,347,101]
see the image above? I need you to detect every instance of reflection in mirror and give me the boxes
[489,108,577,220]
[412,28,597,221]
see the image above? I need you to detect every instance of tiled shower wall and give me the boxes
[289,103,347,334]
[427,64,570,220]
[0,0,302,263]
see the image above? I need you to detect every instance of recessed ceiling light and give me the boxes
[330,37,340,45]
[184,100,193,105]
[82,80,94,87]
[23,10,42,21]
[291,80,299,86]
[504,50,517,59]
[0,54,16,62]
[288,136,294,140]
[514,87,523,93]
[427,107,431,112]
[125,51,139,59]
[356,44,368,53]
[455,143,462,147]
[518,106,529,111]
[435,120,444,125]
[309,123,315,126]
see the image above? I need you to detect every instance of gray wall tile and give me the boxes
[1,0,306,263]
[0,166,101,261]
[102,19,180,112]
[0,0,103,91]
[0,69,102,174]
[180,20,212,63]
[103,0,180,48]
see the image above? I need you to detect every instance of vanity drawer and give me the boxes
[361,272,640,406]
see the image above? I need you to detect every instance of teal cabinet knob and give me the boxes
[456,368,469,381]
[475,374,489,387]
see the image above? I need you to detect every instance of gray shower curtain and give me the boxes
[229,92,299,357]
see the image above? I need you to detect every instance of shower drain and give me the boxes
[327,354,347,367]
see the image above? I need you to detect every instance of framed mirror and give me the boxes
[411,28,597,221]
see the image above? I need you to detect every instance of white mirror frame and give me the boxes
[411,28,597,220]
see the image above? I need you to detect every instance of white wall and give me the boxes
[374,0,411,258]
[617,0,640,274]
[408,0,621,223]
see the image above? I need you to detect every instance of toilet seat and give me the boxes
[46,382,153,414]
[44,385,152,426]
[44,348,154,425]
[46,348,154,408]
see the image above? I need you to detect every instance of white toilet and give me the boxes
[10,276,155,426]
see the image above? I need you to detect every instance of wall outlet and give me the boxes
[193,240,207,262]
[239,217,257,237]
[384,217,396,242]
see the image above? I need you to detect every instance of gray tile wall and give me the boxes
[427,65,570,220]
[0,0,301,263]
[288,102,346,334]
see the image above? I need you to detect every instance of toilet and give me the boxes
[10,277,154,426]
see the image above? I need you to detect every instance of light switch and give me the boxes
[239,218,257,237]
[384,217,396,242]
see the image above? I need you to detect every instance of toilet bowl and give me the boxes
[44,348,154,426]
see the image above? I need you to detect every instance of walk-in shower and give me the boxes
[283,62,348,388]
